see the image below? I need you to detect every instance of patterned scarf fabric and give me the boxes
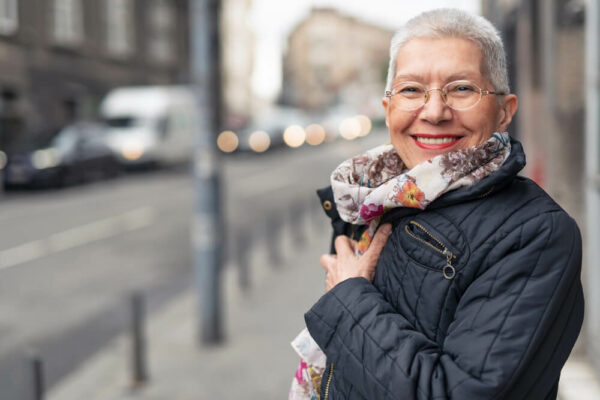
[331,132,511,254]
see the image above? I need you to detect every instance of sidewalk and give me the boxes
[49,208,329,400]
[558,355,600,400]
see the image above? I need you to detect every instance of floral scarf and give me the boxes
[289,132,511,400]
[331,132,511,254]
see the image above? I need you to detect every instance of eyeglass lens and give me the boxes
[390,81,483,111]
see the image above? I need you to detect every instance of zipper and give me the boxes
[404,221,456,279]
[323,362,334,400]
[477,185,495,199]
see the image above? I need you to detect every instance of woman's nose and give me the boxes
[420,89,452,124]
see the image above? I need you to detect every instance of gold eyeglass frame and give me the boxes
[384,80,506,111]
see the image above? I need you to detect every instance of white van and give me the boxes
[100,86,197,167]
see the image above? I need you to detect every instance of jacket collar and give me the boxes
[429,137,526,209]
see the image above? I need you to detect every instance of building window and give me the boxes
[106,0,134,56]
[147,0,175,63]
[51,0,84,45]
[0,0,18,35]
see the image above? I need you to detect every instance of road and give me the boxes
[0,128,387,399]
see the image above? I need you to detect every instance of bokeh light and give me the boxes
[339,117,361,140]
[121,142,145,161]
[356,115,372,137]
[305,124,326,146]
[31,148,61,169]
[283,125,306,148]
[0,151,6,170]
[217,130,239,153]
[248,130,271,152]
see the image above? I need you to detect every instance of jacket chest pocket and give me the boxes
[399,217,470,279]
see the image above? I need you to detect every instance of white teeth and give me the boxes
[414,137,459,144]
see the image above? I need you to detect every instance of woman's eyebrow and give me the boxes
[445,72,480,81]
[393,74,423,82]
[393,71,481,84]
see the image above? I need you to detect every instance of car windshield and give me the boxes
[105,116,138,128]
[51,127,79,151]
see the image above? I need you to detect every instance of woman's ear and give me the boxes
[382,97,390,128]
[497,94,518,132]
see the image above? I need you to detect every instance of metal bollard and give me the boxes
[266,214,283,267]
[290,202,306,247]
[131,292,148,386]
[311,197,323,231]
[236,230,251,290]
[30,352,44,400]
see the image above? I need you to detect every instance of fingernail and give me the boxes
[381,224,392,234]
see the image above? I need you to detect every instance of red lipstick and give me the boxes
[411,134,463,150]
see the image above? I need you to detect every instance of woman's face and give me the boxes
[382,37,517,169]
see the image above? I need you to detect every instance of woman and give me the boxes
[300,8,583,400]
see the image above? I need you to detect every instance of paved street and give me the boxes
[48,201,331,400]
[0,129,388,399]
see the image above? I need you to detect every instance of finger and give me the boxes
[364,224,392,258]
[325,272,334,291]
[349,239,359,254]
[334,235,355,256]
[320,254,336,270]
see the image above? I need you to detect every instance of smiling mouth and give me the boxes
[411,135,463,149]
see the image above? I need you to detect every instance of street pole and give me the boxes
[0,151,6,198]
[190,0,224,344]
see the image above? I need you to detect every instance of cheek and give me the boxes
[459,112,495,137]
[388,110,418,133]
[470,103,502,133]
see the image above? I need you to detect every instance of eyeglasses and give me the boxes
[384,80,505,111]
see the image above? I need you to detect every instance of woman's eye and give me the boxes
[451,84,475,92]
[399,86,422,94]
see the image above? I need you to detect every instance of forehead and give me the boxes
[394,37,486,83]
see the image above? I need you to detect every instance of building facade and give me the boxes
[482,0,600,377]
[281,8,392,114]
[482,0,586,221]
[221,0,254,130]
[0,0,190,145]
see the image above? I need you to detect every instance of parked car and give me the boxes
[100,86,197,167]
[2,122,121,188]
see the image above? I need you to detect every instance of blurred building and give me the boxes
[221,0,255,130]
[0,0,190,144]
[482,0,600,379]
[482,0,585,221]
[281,8,392,114]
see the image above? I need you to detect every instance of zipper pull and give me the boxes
[442,249,456,280]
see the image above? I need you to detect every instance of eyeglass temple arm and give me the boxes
[483,90,506,95]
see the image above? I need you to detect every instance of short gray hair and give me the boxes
[385,8,509,95]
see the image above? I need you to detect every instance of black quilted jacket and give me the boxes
[307,138,584,400]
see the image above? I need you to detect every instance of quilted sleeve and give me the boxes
[304,211,584,400]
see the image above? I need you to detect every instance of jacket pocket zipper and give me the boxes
[323,362,334,400]
[405,221,456,279]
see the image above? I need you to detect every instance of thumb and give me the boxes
[365,224,392,259]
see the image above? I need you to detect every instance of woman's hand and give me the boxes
[320,224,392,291]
